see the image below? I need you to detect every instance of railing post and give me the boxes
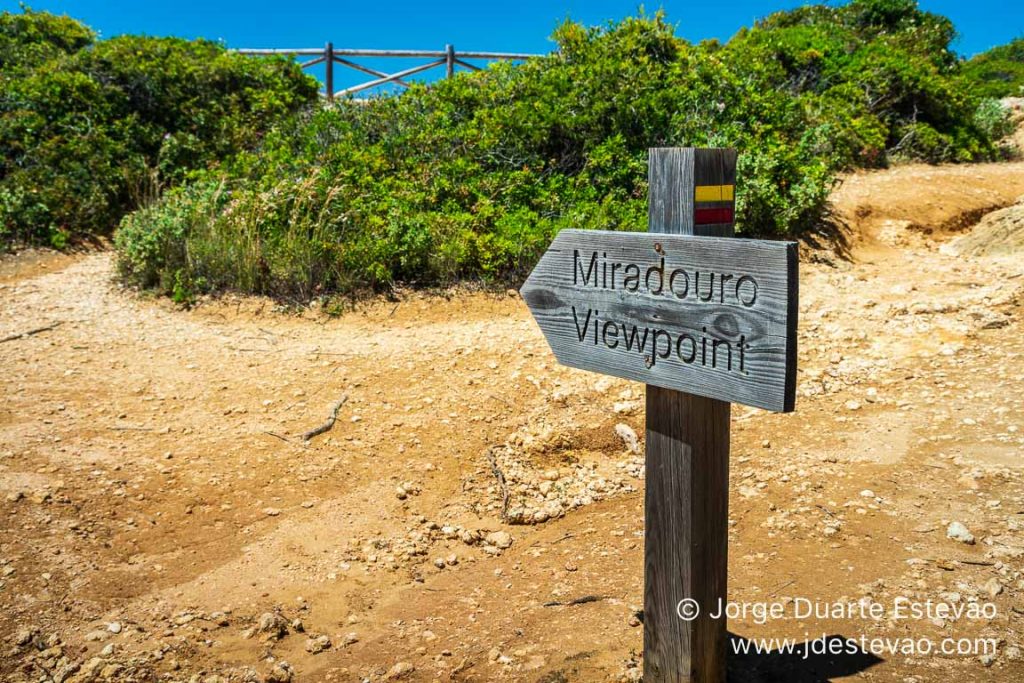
[325,42,334,101]
[446,44,455,78]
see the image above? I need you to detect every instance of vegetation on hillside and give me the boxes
[1,2,1019,301]
[116,0,1015,301]
[0,9,319,247]
[962,37,1024,98]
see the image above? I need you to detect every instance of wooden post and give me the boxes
[521,144,797,677]
[325,42,334,102]
[445,44,455,78]
[644,148,737,683]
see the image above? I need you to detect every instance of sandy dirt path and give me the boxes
[2,162,1024,682]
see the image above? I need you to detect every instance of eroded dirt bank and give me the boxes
[2,161,1024,682]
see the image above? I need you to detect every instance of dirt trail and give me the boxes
[2,161,1024,683]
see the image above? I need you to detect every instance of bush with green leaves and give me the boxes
[116,1,1013,300]
[725,0,996,166]
[962,38,1024,98]
[0,7,93,74]
[0,8,319,247]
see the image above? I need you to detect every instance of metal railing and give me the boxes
[235,44,541,100]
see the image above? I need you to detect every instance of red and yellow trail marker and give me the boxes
[693,184,735,202]
[694,183,735,226]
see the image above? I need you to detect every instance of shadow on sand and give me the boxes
[728,631,883,682]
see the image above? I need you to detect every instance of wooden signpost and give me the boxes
[521,148,798,682]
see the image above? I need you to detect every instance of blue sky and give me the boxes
[4,1,1022,92]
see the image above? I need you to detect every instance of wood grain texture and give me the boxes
[643,148,735,683]
[644,387,730,683]
[519,229,797,412]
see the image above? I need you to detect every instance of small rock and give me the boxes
[266,661,293,683]
[983,577,1003,598]
[305,634,331,654]
[39,644,62,660]
[106,622,122,634]
[100,643,115,657]
[257,612,287,639]
[14,629,33,646]
[946,521,975,545]
[844,400,861,411]
[341,632,359,646]
[485,531,513,549]
[263,508,281,517]
[612,401,637,415]
[82,657,105,676]
[860,490,876,498]
[100,664,122,678]
[386,661,415,679]
[614,424,640,453]
[957,474,981,490]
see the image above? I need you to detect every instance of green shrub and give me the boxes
[974,98,1016,142]
[726,0,990,166]
[115,179,227,292]
[0,9,319,247]
[0,7,94,74]
[120,1,1009,300]
[962,38,1024,98]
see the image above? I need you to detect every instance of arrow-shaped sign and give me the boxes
[520,229,798,412]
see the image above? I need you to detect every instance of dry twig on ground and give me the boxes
[1,321,61,343]
[485,447,511,521]
[543,595,606,607]
[302,395,348,441]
